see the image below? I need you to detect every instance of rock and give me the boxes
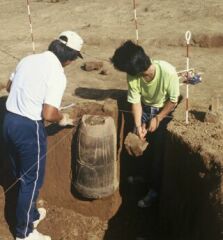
[204,110,223,124]
[82,61,103,71]
[124,132,149,157]
[99,69,109,75]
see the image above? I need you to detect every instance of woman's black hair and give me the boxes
[111,40,151,76]
[48,36,79,65]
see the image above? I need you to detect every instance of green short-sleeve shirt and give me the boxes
[127,60,180,108]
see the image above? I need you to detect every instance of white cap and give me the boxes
[58,31,83,57]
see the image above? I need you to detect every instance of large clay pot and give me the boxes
[74,114,118,199]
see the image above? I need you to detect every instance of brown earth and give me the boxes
[0,0,223,239]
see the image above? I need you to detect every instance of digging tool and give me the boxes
[60,103,75,110]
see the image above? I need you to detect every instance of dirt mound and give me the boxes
[39,205,107,240]
[192,33,223,48]
[148,33,223,48]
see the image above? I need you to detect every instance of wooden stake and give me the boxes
[185,31,191,124]
[132,0,139,44]
[26,0,35,53]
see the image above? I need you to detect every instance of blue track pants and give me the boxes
[3,112,47,238]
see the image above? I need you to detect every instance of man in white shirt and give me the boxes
[3,31,83,240]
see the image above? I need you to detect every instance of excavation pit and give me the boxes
[0,98,222,240]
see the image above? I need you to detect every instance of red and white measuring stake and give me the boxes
[185,31,191,124]
[132,0,139,44]
[26,0,35,53]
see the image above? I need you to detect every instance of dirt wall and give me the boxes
[160,132,223,240]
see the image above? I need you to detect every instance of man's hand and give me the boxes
[58,113,74,126]
[148,116,160,132]
[136,124,147,141]
[6,80,12,93]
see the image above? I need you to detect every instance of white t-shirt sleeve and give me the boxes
[9,72,15,81]
[10,57,25,81]
[44,73,66,109]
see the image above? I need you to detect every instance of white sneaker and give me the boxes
[16,229,51,240]
[33,208,47,228]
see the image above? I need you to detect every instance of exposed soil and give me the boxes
[0,0,223,239]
